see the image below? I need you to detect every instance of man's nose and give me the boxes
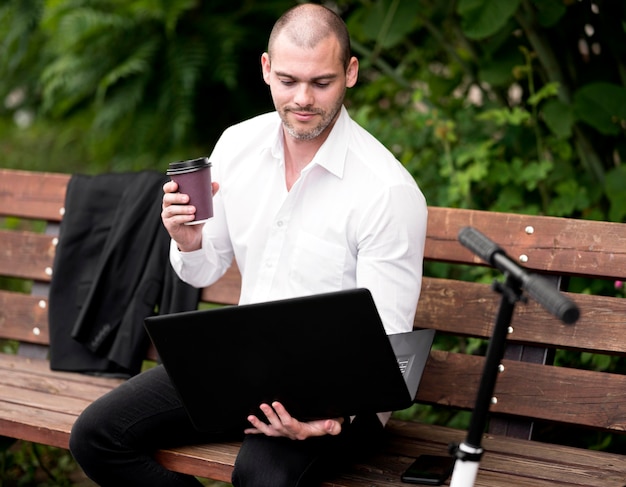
[294,83,314,107]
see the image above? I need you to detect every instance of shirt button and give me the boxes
[276,220,284,227]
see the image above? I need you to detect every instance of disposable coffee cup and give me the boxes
[166,157,213,225]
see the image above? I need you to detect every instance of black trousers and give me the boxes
[69,364,384,487]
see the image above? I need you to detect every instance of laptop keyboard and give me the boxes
[397,357,409,376]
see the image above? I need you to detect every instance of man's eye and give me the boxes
[315,82,330,88]
[280,80,295,86]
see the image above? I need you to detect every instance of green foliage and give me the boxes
[2,0,624,208]
[0,0,291,171]
[574,82,626,136]
[346,0,625,222]
[0,441,78,486]
[458,0,521,39]
[0,340,18,354]
[605,165,626,221]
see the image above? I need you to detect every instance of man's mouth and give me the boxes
[287,109,319,122]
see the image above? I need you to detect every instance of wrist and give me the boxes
[176,240,202,253]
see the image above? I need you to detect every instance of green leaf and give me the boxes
[521,159,553,191]
[532,0,566,27]
[605,166,626,222]
[547,179,590,216]
[527,81,560,106]
[95,39,159,104]
[479,49,523,86]
[360,0,420,48]
[591,354,613,372]
[574,82,626,136]
[476,106,530,126]
[492,185,525,212]
[542,99,574,138]
[457,0,521,40]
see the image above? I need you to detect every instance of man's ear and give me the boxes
[261,52,271,85]
[346,56,358,88]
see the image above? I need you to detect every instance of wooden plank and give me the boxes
[0,230,56,281]
[201,262,242,305]
[0,291,50,344]
[0,169,69,221]
[0,354,125,388]
[0,356,123,448]
[0,382,106,416]
[0,400,74,449]
[424,207,626,279]
[155,442,241,484]
[416,278,626,354]
[0,367,121,402]
[416,351,626,432]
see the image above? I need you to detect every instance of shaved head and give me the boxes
[268,3,352,70]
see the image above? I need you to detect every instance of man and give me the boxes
[69,3,428,486]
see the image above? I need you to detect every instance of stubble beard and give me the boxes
[279,95,344,141]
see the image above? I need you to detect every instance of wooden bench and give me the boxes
[2,167,626,486]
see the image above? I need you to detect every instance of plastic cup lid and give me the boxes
[166,157,211,175]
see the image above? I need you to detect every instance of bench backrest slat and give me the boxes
[425,207,626,279]
[0,230,56,281]
[0,170,68,221]
[201,264,241,306]
[416,351,626,431]
[419,278,626,355]
[5,276,624,355]
[0,291,50,345]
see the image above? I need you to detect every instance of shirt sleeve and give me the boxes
[169,189,235,288]
[355,182,428,335]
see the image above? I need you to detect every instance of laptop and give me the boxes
[144,288,434,432]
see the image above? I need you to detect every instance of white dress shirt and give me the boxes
[171,106,428,336]
[170,106,428,425]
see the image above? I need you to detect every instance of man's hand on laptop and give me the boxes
[244,401,344,440]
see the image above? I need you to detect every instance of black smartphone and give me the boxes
[400,454,455,485]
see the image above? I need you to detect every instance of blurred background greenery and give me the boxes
[2,0,625,220]
[1,0,625,484]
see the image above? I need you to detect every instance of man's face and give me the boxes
[261,34,358,141]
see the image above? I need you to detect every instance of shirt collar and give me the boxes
[312,106,349,179]
[267,106,350,178]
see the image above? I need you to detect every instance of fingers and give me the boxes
[324,418,342,436]
[161,180,203,250]
[243,402,343,440]
[243,416,263,435]
[163,180,178,194]
[161,194,195,225]
[162,182,189,209]
[244,403,295,438]
[268,401,291,424]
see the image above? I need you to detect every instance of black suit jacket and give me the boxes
[48,171,200,377]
